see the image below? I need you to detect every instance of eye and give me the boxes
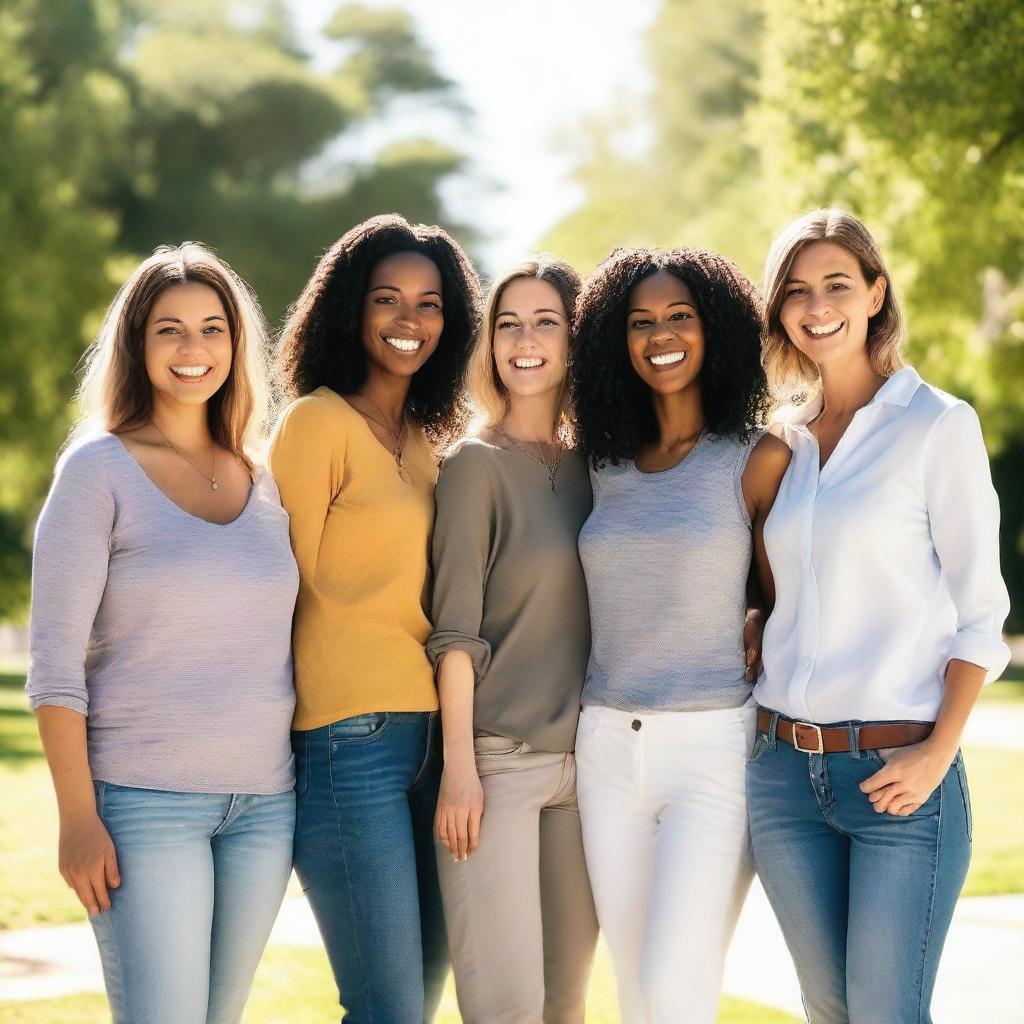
[202,325,225,334]
[374,295,397,305]
[785,287,805,298]
[630,318,652,329]
[538,318,558,328]
[496,321,520,331]
[670,311,691,321]
[420,300,442,310]
[157,326,180,335]
[828,282,849,291]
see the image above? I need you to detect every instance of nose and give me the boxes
[650,319,674,344]
[806,288,833,317]
[394,302,421,329]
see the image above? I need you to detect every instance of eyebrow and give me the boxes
[785,272,855,284]
[368,284,442,298]
[495,308,563,318]
[626,300,698,315]
[153,315,226,324]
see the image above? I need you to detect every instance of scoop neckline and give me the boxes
[109,434,258,528]
[627,429,710,479]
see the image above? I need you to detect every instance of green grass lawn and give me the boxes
[0,945,800,1024]
[1,658,1020,1021]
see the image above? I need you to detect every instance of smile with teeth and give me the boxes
[512,357,545,369]
[170,365,213,381]
[383,336,424,353]
[647,351,687,367]
[804,320,845,338]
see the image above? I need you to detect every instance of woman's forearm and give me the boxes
[436,650,477,770]
[35,706,96,821]
[927,658,987,759]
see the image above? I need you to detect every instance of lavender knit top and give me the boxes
[26,433,299,794]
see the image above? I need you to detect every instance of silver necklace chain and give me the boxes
[493,425,563,492]
[151,424,219,490]
[352,394,410,482]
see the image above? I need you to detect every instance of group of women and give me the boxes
[27,207,1010,1024]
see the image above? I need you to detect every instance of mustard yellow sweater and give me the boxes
[268,387,439,730]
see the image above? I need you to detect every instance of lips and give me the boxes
[170,365,214,382]
[383,336,425,354]
[646,350,687,371]
[511,356,546,370]
[802,320,845,339]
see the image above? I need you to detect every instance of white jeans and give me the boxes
[575,702,756,1024]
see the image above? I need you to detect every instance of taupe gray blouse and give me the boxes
[427,439,593,752]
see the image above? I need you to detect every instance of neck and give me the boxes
[650,383,705,448]
[500,389,561,443]
[358,366,411,427]
[150,395,213,451]
[817,351,886,416]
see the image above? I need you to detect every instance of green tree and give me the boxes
[0,0,468,617]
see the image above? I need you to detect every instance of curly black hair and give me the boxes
[573,246,769,468]
[275,214,481,445]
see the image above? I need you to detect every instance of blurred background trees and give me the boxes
[1,0,1022,626]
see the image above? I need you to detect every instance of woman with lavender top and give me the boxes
[27,243,298,1024]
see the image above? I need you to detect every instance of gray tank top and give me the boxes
[578,432,758,712]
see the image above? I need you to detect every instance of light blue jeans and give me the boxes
[746,711,972,1024]
[90,781,295,1024]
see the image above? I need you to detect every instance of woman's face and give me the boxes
[625,270,705,396]
[144,283,233,410]
[492,277,570,404]
[779,240,886,369]
[360,251,444,379]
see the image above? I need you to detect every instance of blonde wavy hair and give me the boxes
[762,208,905,400]
[466,256,581,437]
[71,243,271,469]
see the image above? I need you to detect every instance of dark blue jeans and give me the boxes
[746,712,971,1024]
[292,711,447,1024]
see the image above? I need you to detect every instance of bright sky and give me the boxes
[293,0,660,275]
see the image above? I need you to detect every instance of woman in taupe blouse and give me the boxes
[428,257,599,1023]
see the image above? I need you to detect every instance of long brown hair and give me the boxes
[71,243,271,468]
[762,208,905,400]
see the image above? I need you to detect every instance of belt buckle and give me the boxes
[793,721,824,754]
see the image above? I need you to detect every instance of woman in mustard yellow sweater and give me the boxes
[269,214,480,1022]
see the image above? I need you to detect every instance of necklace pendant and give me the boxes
[211,479,219,491]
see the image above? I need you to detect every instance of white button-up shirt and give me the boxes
[753,367,1011,724]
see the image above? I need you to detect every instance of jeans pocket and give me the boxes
[954,751,973,842]
[575,708,603,747]
[746,730,770,765]
[330,712,390,745]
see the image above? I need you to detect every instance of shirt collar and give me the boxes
[785,366,922,426]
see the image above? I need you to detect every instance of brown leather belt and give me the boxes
[756,708,933,754]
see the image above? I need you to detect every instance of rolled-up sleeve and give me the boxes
[26,444,115,714]
[924,401,1011,682]
[427,446,496,681]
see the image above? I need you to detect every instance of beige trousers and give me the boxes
[435,736,599,1024]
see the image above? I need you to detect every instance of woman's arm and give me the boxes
[427,446,496,861]
[741,434,793,679]
[861,401,1010,815]
[27,443,120,913]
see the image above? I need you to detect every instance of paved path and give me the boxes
[2,885,1023,1021]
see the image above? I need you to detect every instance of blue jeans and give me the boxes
[293,711,447,1023]
[746,712,972,1024]
[90,782,295,1024]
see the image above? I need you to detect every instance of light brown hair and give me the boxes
[71,243,271,468]
[467,256,581,435]
[762,208,905,399]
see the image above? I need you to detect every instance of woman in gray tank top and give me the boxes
[572,247,791,1024]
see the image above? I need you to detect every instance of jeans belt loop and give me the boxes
[767,710,780,750]
[848,722,860,758]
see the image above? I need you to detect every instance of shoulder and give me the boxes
[275,387,349,432]
[54,432,120,482]
[437,438,499,486]
[745,431,792,475]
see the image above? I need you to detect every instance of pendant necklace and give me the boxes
[493,425,563,492]
[152,424,219,490]
[354,394,410,483]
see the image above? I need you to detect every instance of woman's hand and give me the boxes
[434,762,484,862]
[59,811,120,914]
[859,740,955,816]
[744,608,765,682]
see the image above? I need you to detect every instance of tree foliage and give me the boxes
[0,0,467,617]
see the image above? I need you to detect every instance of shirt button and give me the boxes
[631,719,642,731]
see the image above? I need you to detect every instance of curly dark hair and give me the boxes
[275,214,481,444]
[573,246,769,468]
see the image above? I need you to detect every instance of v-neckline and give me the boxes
[110,435,256,527]
[338,393,417,474]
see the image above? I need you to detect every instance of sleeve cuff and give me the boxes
[425,631,492,681]
[28,693,89,715]
[945,631,1013,684]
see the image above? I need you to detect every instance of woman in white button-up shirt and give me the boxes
[747,208,1011,1024]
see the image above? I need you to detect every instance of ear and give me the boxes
[869,275,887,317]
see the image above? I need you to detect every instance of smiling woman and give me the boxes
[267,214,481,1023]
